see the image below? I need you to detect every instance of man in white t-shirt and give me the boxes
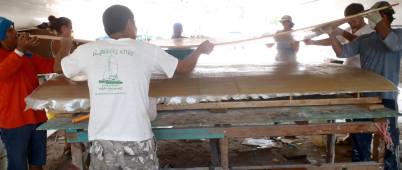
[304,3,373,68]
[61,5,214,170]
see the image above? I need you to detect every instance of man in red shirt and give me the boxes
[0,17,68,170]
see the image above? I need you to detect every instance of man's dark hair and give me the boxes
[103,5,134,36]
[374,1,395,23]
[344,3,364,17]
[49,17,72,34]
[173,23,183,29]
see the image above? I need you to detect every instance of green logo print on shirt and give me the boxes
[94,49,125,95]
[99,55,123,85]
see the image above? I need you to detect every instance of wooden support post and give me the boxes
[326,120,335,163]
[220,138,229,170]
[372,133,385,163]
[210,139,220,167]
[326,134,336,163]
[71,143,84,170]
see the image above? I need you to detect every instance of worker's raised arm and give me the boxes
[329,30,362,59]
[291,41,299,52]
[341,30,358,42]
[305,28,346,46]
[304,38,332,46]
[0,34,37,80]
[53,37,73,73]
[328,32,344,57]
[382,29,402,52]
[61,45,86,79]
[174,40,214,75]
[0,52,23,80]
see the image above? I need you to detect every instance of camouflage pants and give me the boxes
[89,138,158,170]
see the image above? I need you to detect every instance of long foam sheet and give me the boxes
[149,3,399,49]
[26,63,396,113]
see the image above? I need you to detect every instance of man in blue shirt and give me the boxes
[327,1,401,169]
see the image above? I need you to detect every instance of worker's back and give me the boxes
[61,38,178,142]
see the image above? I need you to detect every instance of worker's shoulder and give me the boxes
[356,31,376,40]
[0,48,10,57]
[391,28,402,34]
[74,39,161,53]
[135,40,161,49]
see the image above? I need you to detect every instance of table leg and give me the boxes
[372,133,385,163]
[219,138,229,170]
[71,143,84,170]
[326,120,336,164]
[326,134,336,163]
[210,139,220,167]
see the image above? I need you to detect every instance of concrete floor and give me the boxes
[0,138,6,170]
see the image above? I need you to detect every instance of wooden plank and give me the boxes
[30,34,90,43]
[230,162,383,170]
[71,143,84,170]
[38,105,397,130]
[154,162,382,169]
[158,163,382,170]
[357,104,385,110]
[224,122,385,138]
[153,128,224,140]
[153,105,396,128]
[372,133,380,162]
[157,97,381,111]
[209,139,221,167]
[219,138,229,170]
[69,128,224,142]
[326,134,336,163]
[63,122,385,143]
[326,120,336,164]
[373,133,386,163]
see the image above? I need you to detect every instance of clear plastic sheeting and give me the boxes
[157,92,347,105]
[25,97,90,113]
[26,90,355,113]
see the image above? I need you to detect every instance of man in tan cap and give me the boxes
[266,15,300,62]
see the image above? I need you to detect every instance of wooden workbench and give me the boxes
[39,105,396,169]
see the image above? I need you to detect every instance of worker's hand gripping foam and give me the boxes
[318,25,335,35]
[366,11,383,29]
[333,28,345,36]
[16,33,39,53]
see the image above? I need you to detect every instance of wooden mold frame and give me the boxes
[157,93,382,111]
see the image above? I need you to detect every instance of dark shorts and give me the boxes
[0,123,47,170]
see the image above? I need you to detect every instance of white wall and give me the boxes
[0,0,400,40]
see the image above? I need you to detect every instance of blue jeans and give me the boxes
[0,123,47,170]
[351,99,399,170]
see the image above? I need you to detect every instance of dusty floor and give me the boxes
[42,131,352,170]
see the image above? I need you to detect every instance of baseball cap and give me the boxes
[280,15,293,23]
[0,17,14,41]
